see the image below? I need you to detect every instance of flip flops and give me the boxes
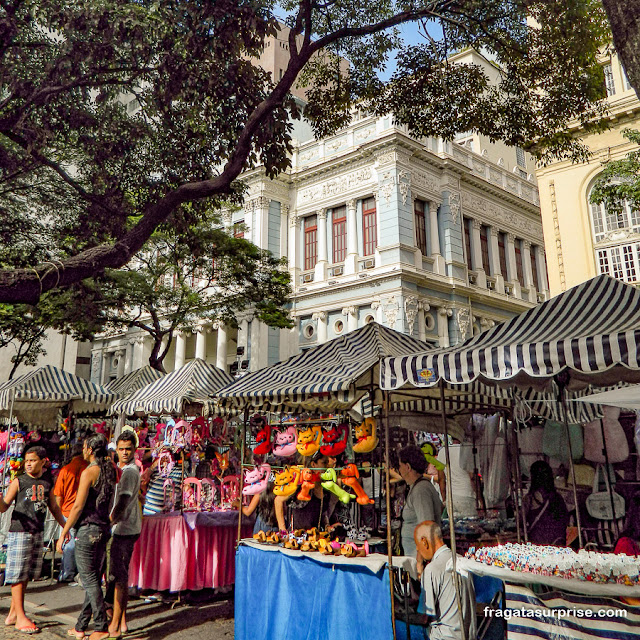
[17,624,40,634]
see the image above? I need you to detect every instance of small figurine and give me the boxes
[182,477,201,511]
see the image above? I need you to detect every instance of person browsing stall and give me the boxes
[0,446,66,634]
[54,442,89,583]
[398,445,442,560]
[414,521,477,640]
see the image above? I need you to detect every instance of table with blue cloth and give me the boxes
[235,541,394,640]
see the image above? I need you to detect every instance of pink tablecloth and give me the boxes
[128,513,253,592]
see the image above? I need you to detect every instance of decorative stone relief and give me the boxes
[456,308,472,339]
[299,148,319,164]
[412,170,438,195]
[378,182,394,204]
[90,351,102,383]
[354,126,375,141]
[398,170,410,205]
[290,213,300,228]
[298,167,373,204]
[449,191,461,224]
[312,311,327,322]
[376,151,395,165]
[342,306,357,317]
[404,296,419,335]
[382,296,399,328]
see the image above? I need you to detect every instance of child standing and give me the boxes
[0,446,66,633]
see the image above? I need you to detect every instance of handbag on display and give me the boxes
[585,464,625,520]
[542,420,583,462]
[583,407,629,464]
[567,463,595,487]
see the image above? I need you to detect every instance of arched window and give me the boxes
[589,184,640,283]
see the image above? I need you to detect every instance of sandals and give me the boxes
[67,630,85,639]
[17,625,41,634]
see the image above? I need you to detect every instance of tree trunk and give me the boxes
[601,0,640,96]
[148,335,167,373]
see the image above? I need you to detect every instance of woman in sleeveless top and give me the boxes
[57,434,116,639]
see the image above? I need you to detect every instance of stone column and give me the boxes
[315,209,328,281]
[90,349,102,384]
[536,246,549,297]
[429,200,445,274]
[437,307,452,348]
[522,240,537,302]
[345,199,359,275]
[195,324,208,360]
[214,322,228,371]
[174,332,186,370]
[342,306,358,333]
[99,348,109,384]
[506,233,522,298]
[134,336,146,370]
[252,196,270,250]
[125,341,135,374]
[312,311,328,343]
[489,227,505,294]
[288,213,300,285]
[279,205,289,260]
[371,299,383,324]
[417,301,430,342]
[471,219,487,288]
[115,349,126,378]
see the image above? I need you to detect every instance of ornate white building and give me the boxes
[90,104,548,383]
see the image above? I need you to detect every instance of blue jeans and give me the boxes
[74,524,109,633]
[60,527,77,581]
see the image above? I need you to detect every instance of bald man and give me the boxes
[414,521,477,640]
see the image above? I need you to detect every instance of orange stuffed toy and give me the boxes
[340,464,374,505]
[297,468,321,501]
[273,466,302,497]
[352,418,378,453]
[296,425,323,457]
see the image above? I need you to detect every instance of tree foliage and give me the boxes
[0,0,611,304]
[589,128,640,215]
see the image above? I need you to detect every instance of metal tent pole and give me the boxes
[503,412,521,543]
[237,407,248,545]
[511,417,528,543]
[439,380,467,640]
[1,389,16,491]
[383,391,397,640]
[598,418,620,538]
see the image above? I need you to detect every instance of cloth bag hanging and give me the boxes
[542,420,583,462]
[585,464,625,520]
[583,406,629,464]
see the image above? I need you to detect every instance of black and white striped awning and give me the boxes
[0,364,116,422]
[106,366,165,398]
[111,358,232,415]
[381,276,640,393]
[217,323,433,411]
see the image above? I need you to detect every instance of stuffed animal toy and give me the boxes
[273,466,302,497]
[320,423,349,457]
[242,464,271,496]
[340,464,373,505]
[320,468,352,503]
[273,426,297,457]
[297,468,321,501]
[296,425,323,457]
[352,418,378,453]
[253,423,272,455]
[421,443,444,470]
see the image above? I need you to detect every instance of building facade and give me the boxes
[536,50,640,295]
[90,107,548,382]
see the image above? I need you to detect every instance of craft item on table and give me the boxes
[346,525,369,541]
[220,475,240,507]
[421,443,444,470]
[253,422,272,455]
[157,451,174,477]
[242,464,271,496]
[352,417,378,453]
[466,543,640,585]
[321,467,352,503]
[183,477,202,511]
[201,478,217,510]
[340,464,373,505]
[296,425,323,457]
[215,451,230,476]
[272,426,297,457]
[584,407,629,464]
[273,466,302,497]
[320,423,349,457]
[162,479,176,512]
[297,468,321,501]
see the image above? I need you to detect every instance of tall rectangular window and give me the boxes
[362,197,377,256]
[623,66,632,91]
[515,146,526,168]
[498,233,508,278]
[304,215,317,271]
[603,63,616,96]
[597,243,640,283]
[332,206,347,263]
[414,200,427,255]
[463,218,472,270]
[515,239,524,285]
[530,245,539,290]
[233,220,244,239]
[480,225,490,274]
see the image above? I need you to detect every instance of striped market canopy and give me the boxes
[106,366,165,398]
[216,322,433,412]
[0,364,117,422]
[381,275,640,394]
[111,358,232,415]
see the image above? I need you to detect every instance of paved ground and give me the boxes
[0,580,235,640]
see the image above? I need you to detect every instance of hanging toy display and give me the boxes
[7,431,26,480]
[253,419,272,456]
[340,464,374,505]
[296,425,323,457]
[421,442,444,470]
[320,423,349,457]
[297,468,320,501]
[272,426,297,457]
[320,467,352,503]
[273,466,302,496]
[242,463,271,496]
[352,418,378,453]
